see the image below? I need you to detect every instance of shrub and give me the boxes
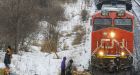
[72,25,85,45]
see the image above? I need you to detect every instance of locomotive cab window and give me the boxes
[93,18,112,31]
[114,18,132,31]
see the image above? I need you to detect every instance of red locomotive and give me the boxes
[91,5,134,72]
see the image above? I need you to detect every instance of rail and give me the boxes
[134,0,140,6]
[133,0,140,24]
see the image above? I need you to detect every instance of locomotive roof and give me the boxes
[101,4,126,11]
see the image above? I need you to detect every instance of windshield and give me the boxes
[114,19,132,25]
[93,18,112,31]
[114,19,132,31]
[94,18,112,25]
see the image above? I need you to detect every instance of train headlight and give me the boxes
[103,32,107,36]
[101,10,109,16]
[121,52,125,56]
[98,51,104,56]
[110,31,115,38]
[117,10,125,17]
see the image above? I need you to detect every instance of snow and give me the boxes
[0,0,97,75]
[10,45,89,75]
[12,54,52,75]
[0,63,5,69]
[0,52,5,69]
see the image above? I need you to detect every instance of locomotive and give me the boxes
[94,0,132,10]
[91,5,134,72]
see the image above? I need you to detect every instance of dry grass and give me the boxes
[41,39,57,53]
[66,33,72,37]
[72,25,85,45]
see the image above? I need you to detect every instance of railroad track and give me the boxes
[91,68,134,75]
[133,0,140,75]
[134,0,140,6]
[133,0,140,24]
[133,0,140,52]
[73,69,133,75]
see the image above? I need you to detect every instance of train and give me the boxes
[94,0,132,10]
[90,5,134,72]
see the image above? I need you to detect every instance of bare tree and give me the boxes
[40,0,66,58]
[0,0,66,55]
[0,0,40,53]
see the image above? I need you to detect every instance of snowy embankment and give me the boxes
[10,46,61,75]
[133,0,140,71]
[133,0,140,23]
[0,0,96,75]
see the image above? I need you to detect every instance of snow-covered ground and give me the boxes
[0,0,96,75]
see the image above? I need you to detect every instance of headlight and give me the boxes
[121,52,125,56]
[110,31,115,38]
[101,10,109,16]
[98,51,104,56]
[117,10,125,16]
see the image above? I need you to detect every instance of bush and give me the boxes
[73,25,83,32]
